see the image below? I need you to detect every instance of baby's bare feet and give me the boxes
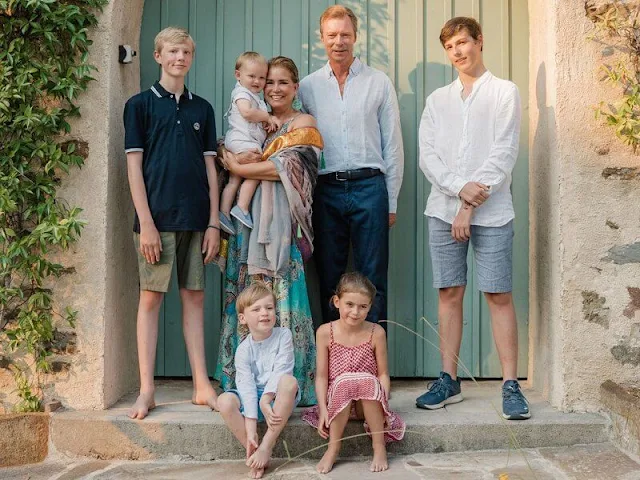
[128,392,155,420]
[192,385,218,411]
[316,448,339,474]
[370,446,388,472]
[247,445,271,470]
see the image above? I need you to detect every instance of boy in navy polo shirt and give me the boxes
[124,27,220,419]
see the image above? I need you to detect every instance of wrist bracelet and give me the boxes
[207,225,220,230]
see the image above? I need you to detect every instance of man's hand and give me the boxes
[139,222,162,264]
[259,398,282,429]
[451,202,473,242]
[202,228,220,263]
[459,182,490,207]
[389,213,397,227]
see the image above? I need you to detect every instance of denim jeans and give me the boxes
[312,174,389,327]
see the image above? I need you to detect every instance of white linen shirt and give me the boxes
[234,327,295,420]
[224,81,268,153]
[298,58,404,213]
[418,71,521,227]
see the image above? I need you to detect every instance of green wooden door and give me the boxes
[140,0,529,379]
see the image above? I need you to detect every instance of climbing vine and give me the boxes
[0,0,107,411]
[587,0,640,151]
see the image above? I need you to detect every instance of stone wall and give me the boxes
[529,0,640,411]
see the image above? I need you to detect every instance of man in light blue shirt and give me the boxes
[298,5,404,328]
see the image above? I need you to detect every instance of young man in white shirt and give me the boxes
[298,5,404,329]
[416,17,530,420]
[216,283,300,478]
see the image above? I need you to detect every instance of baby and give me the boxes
[220,52,280,234]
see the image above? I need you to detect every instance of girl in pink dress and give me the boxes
[302,272,405,474]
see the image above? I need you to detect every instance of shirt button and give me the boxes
[170,95,174,98]
[177,120,181,124]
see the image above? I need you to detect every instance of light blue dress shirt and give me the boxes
[298,58,404,213]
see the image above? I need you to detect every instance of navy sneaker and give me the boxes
[230,205,253,229]
[416,372,463,410]
[502,380,531,420]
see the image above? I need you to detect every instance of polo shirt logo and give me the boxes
[193,122,200,131]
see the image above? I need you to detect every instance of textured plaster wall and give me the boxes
[33,1,140,410]
[529,0,640,411]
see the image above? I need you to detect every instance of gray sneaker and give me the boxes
[230,205,253,229]
[219,212,236,235]
[502,380,531,420]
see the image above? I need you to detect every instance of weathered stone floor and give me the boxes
[3,443,640,479]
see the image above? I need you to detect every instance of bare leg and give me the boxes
[316,401,352,474]
[128,290,163,419]
[217,393,247,447]
[180,288,218,410]
[236,178,259,213]
[484,292,518,381]
[221,173,242,216]
[438,286,465,379]
[248,375,298,473]
[360,400,388,472]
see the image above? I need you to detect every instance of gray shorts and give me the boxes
[428,216,514,293]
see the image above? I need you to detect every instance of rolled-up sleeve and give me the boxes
[263,329,295,395]
[234,342,259,420]
[379,78,404,213]
[470,85,520,192]
[418,97,467,197]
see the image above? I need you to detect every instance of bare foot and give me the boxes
[316,448,339,474]
[128,393,155,420]
[370,446,388,472]
[247,445,271,470]
[248,466,264,479]
[192,385,218,411]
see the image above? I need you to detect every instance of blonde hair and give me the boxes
[235,51,267,71]
[334,272,376,303]
[154,27,195,54]
[236,282,275,315]
[267,56,299,84]
[320,5,358,37]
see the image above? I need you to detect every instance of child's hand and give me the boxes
[269,115,282,131]
[260,401,282,429]
[317,409,330,439]
[246,430,259,459]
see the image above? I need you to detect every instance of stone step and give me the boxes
[50,380,609,461]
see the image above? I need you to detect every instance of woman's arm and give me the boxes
[373,324,391,397]
[223,149,279,181]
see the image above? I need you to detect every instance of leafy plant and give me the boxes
[0,0,107,411]
[587,0,640,151]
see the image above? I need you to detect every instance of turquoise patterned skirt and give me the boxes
[214,227,317,406]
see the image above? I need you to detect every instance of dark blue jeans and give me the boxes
[312,174,389,327]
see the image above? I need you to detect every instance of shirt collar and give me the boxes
[455,69,492,93]
[151,81,193,100]
[234,81,263,102]
[248,329,275,346]
[324,56,363,79]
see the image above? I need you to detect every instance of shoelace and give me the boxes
[427,378,448,396]
[503,384,527,406]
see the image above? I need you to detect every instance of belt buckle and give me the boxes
[335,171,348,181]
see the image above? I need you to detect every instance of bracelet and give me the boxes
[207,225,220,230]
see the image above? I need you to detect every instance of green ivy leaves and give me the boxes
[0,0,107,412]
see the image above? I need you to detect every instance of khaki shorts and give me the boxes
[133,231,205,292]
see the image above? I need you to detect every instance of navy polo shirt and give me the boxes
[123,81,217,232]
